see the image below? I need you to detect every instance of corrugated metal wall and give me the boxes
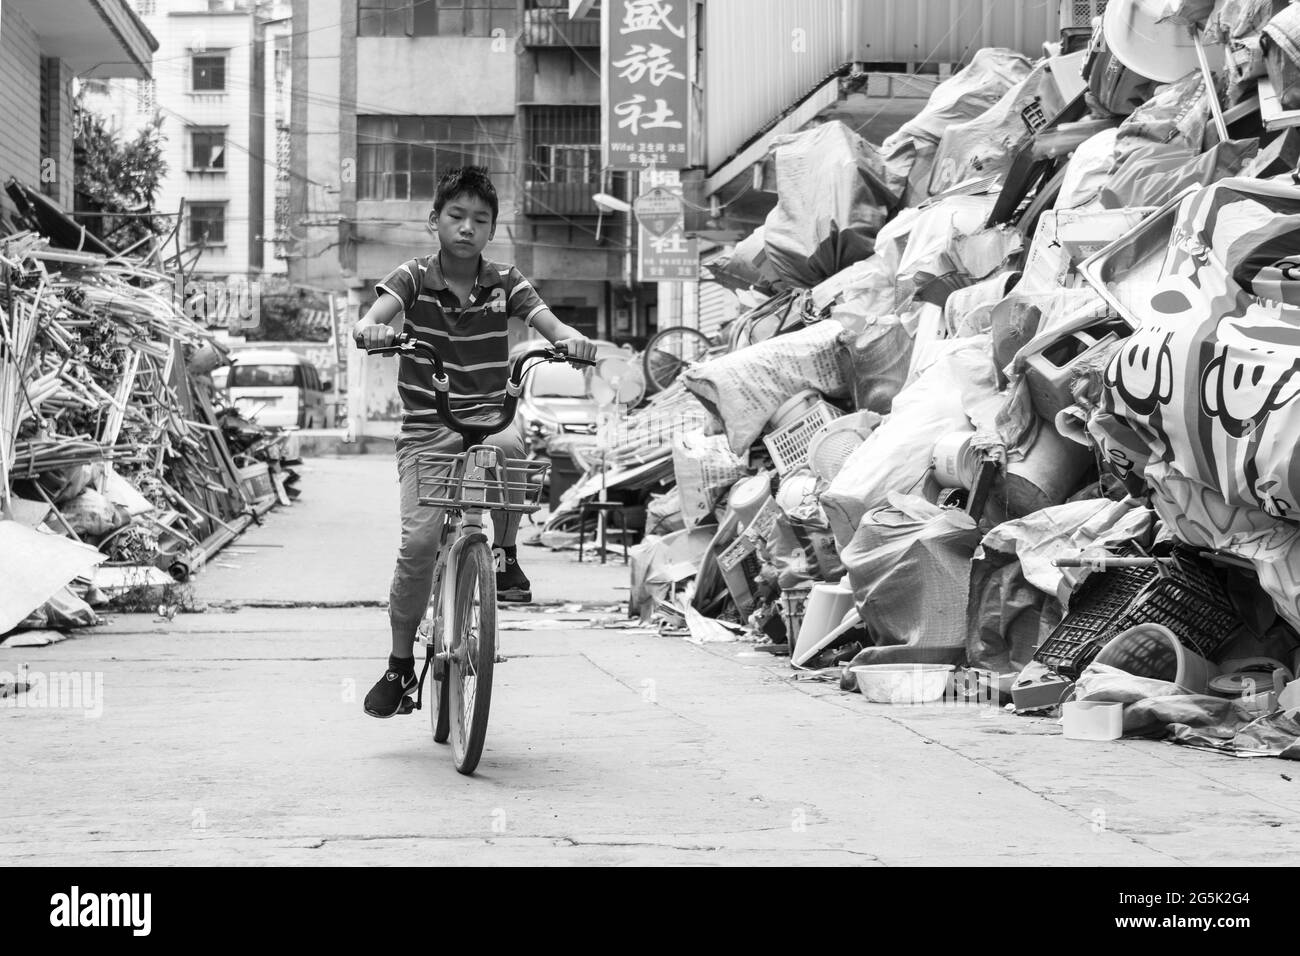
[704,0,848,173]
[705,0,1063,172]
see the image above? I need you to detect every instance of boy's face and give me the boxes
[434,191,495,260]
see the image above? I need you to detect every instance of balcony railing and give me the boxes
[522,180,602,217]
[521,8,601,47]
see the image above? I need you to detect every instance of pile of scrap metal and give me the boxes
[0,218,298,641]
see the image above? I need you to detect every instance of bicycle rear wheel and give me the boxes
[447,540,496,775]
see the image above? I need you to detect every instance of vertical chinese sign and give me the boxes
[638,168,697,281]
[603,0,690,170]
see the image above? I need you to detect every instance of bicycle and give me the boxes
[362,333,594,775]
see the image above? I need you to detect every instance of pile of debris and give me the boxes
[0,228,298,641]
[561,1,1300,757]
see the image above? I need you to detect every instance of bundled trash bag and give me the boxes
[835,318,913,414]
[1094,177,1300,522]
[762,122,905,289]
[627,527,715,621]
[929,60,1067,196]
[822,336,1000,545]
[670,430,749,527]
[1097,138,1258,210]
[841,493,981,667]
[813,206,920,318]
[1112,71,1210,166]
[681,320,850,457]
[1056,127,1120,210]
[891,195,1021,316]
[884,48,1033,204]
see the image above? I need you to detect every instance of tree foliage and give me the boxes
[73,94,169,252]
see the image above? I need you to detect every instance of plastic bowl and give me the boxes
[851,664,954,704]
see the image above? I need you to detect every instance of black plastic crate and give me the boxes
[1032,547,1241,679]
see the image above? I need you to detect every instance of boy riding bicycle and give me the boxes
[353,166,597,719]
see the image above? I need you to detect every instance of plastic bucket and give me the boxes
[1093,623,1218,693]
[1001,424,1094,517]
[767,389,821,431]
[729,473,772,528]
[932,429,980,489]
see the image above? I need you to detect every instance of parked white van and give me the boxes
[218,349,331,428]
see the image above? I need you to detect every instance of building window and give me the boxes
[523,106,600,216]
[190,129,227,171]
[358,0,516,37]
[134,0,157,15]
[188,203,226,246]
[136,78,156,114]
[357,115,513,201]
[192,53,227,91]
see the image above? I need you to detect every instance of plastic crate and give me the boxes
[1032,548,1241,679]
[763,402,844,475]
[779,583,815,646]
[718,534,763,616]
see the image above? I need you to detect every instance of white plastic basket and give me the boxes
[763,401,843,475]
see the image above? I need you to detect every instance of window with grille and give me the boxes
[356,115,513,201]
[276,126,291,181]
[188,203,226,246]
[136,78,156,114]
[523,0,600,46]
[192,53,227,91]
[135,0,156,15]
[358,0,516,37]
[190,129,227,170]
[523,107,600,216]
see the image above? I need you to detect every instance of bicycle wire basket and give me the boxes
[1032,545,1242,680]
[416,451,550,514]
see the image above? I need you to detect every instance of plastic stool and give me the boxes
[577,500,628,565]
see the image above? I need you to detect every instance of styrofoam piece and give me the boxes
[1062,700,1124,740]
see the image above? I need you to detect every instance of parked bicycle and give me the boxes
[362,333,594,774]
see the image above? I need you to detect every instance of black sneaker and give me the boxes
[363,660,417,718]
[495,547,532,603]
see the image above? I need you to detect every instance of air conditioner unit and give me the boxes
[1061,0,1108,28]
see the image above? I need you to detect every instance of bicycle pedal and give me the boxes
[397,696,416,715]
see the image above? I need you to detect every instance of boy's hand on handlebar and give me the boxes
[555,336,597,365]
[354,321,397,351]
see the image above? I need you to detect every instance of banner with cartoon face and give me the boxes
[1095,177,1300,522]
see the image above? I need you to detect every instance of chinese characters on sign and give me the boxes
[638,169,697,281]
[604,0,689,169]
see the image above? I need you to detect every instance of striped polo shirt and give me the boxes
[375,253,548,445]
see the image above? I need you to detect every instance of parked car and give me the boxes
[510,338,628,453]
[216,349,332,429]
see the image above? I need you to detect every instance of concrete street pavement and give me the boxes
[3,455,1299,865]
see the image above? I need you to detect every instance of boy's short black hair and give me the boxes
[432,166,499,225]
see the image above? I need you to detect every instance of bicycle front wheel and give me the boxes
[447,540,496,775]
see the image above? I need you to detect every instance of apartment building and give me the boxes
[90,0,289,279]
[0,0,156,222]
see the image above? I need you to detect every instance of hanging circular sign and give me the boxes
[633,186,683,238]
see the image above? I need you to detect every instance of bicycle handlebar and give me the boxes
[357,332,596,439]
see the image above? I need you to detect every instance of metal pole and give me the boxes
[1195,30,1229,142]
